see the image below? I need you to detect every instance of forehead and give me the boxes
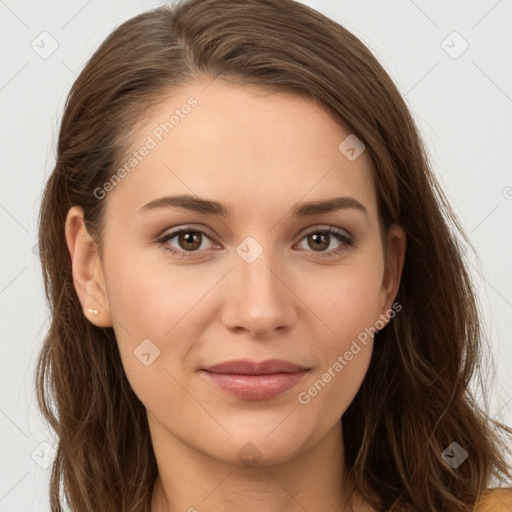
[104,79,378,226]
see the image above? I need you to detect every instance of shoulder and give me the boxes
[475,487,512,512]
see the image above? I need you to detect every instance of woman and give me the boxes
[35,0,512,510]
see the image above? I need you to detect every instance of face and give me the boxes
[67,78,405,467]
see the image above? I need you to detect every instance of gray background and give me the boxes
[1,0,511,509]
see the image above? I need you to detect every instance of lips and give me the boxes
[203,359,309,375]
[200,359,310,400]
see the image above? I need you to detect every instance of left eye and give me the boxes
[157,227,354,258]
[296,228,353,254]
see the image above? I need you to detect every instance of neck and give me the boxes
[150,419,364,512]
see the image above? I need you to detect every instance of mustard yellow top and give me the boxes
[475,488,512,512]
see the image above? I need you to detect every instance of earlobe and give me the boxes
[64,206,113,327]
[378,223,406,325]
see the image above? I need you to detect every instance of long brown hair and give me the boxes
[35,0,512,510]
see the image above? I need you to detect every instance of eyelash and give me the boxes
[156,226,355,260]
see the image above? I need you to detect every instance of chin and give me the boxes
[199,426,311,468]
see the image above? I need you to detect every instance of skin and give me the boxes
[65,78,406,512]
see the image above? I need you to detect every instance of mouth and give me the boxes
[200,359,310,400]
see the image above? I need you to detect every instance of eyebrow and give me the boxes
[139,194,368,218]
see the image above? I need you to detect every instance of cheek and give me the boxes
[296,256,384,346]
[292,259,382,418]
[103,246,231,396]
[103,251,210,410]
[295,280,378,426]
[104,243,216,334]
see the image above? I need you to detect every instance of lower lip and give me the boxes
[201,370,309,400]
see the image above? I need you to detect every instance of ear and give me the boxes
[377,222,406,327]
[64,206,113,327]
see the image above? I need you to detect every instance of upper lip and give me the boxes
[202,359,309,375]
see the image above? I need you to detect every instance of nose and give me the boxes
[220,246,297,338]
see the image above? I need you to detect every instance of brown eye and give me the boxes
[177,232,203,251]
[159,228,216,257]
[306,233,330,252]
[296,227,354,259]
